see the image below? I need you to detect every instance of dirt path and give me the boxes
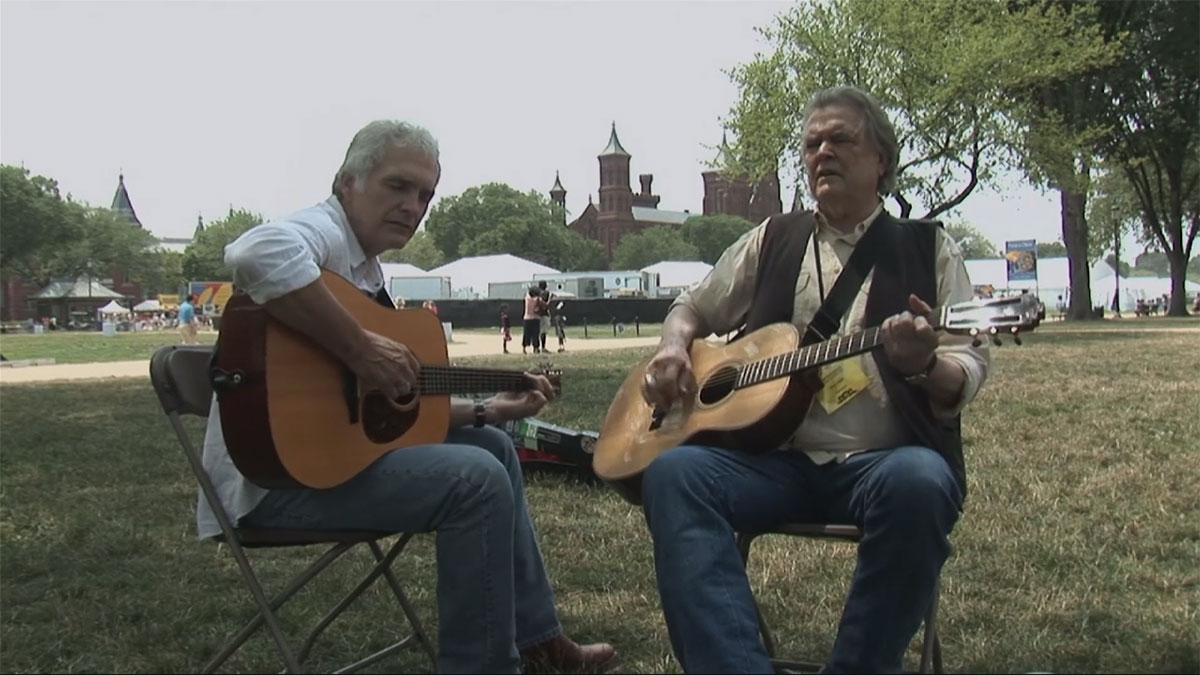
[0,331,661,384]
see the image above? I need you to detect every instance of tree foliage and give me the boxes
[1094,0,1199,315]
[945,222,1000,260]
[424,183,604,271]
[181,209,264,280]
[724,0,1115,220]
[611,227,700,271]
[0,166,168,289]
[1,165,77,284]
[679,214,757,265]
[1036,241,1069,259]
[380,231,445,270]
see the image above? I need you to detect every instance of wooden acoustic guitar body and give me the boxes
[215,270,450,490]
[592,322,815,505]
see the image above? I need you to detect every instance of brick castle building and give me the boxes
[555,124,782,260]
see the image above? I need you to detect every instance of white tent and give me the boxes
[963,256,1198,312]
[98,300,130,315]
[641,261,714,295]
[132,299,162,312]
[430,254,559,299]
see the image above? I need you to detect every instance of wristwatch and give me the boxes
[473,400,488,428]
[903,354,939,385]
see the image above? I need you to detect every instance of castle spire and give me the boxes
[110,172,143,228]
[599,122,630,157]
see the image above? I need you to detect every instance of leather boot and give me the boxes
[519,634,616,674]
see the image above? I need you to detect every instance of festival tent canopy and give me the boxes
[132,299,163,312]
[430,254,560,299]
[641,261,714,291]
[98,300,131,315]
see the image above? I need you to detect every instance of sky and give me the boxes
[1,0,1117,256]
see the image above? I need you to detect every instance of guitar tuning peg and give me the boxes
[969,327,981,348]
[991,333,1002,347]
[1011,327,1023,346]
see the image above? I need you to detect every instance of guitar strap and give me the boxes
[800,218,890,347]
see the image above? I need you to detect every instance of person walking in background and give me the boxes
[537,281,554,353]
[553,302,567,353]
[178,294,198,345]
[523,286,543,355]
[422,299,439,316]
[500,303,512,354]
[394,296,406,310]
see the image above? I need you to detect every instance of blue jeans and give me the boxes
[642,444,963,674]
[241,425,562,674]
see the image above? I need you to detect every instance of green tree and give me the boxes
[724,0,1114,221]
[679,214,756,265]
[0,165,77,285]
[611,227,699,270]
[1133,251,1170,276]
[1036,241,1069,259]
[945,223,999,260]
[1095,0,1199,315]
[182,209,264,280]
[138,249,186,298]
[1105,254,1131,277]
[380,231,445,270]
[424,183,603,270]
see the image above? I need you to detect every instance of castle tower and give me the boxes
[597,122,632,217]
[110,173,143,227]
[549,171,567,224]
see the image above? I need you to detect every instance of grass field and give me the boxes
[1,321,1198,673]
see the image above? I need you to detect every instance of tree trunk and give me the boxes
[1060,183,1093,320]
[1111,229,1122,314]
[1166,250,1188,316]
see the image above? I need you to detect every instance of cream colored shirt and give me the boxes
[672,205,990,463]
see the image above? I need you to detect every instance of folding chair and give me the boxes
[737,524,944,674]
[149,344,438,673]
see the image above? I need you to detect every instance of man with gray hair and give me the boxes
[636,86,990,672]
[199,120,615,674]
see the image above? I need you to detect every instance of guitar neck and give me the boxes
[736,307,947,389]
[418,365,531,395]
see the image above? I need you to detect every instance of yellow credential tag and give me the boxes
[816,358,870,414]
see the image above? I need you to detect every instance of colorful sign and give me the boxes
[1005,240,1038,282]
[188,281,235,315]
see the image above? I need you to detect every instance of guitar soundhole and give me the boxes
[361,392,418,444]
[698,366,739,405]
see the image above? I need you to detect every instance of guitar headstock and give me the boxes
[936,294,1041,347]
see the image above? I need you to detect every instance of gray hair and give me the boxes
[801,86,898,197]
[332,120,440,195]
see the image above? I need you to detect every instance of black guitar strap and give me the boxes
[800,219,890,347]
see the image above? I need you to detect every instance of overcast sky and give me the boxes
[2,0,1096,255]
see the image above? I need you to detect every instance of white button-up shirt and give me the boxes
[196,196,384,539]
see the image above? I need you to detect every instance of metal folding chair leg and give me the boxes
[738,529,945,675]
[203,542,359,673]
[372,541,438,668]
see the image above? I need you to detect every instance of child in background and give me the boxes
[500,304,512,354]
[554,302,566,353]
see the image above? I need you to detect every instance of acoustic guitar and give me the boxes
[212,269,559,490]
[593,294,1041,505]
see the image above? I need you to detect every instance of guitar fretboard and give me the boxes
[417,365,532,395]
[736,327,884,388]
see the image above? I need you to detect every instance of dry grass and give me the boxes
[1,320,1197,673]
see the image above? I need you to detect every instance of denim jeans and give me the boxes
[242,425,562,674]
[642,444,963,674]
